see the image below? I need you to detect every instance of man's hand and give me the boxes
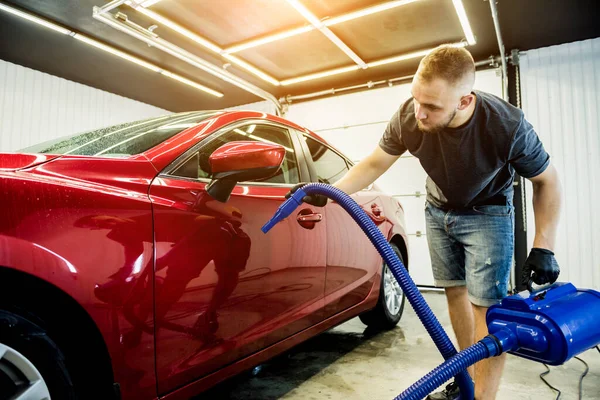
[521,248,560,289]
[285,183,328,207]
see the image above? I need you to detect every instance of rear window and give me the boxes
[19,111,221,157]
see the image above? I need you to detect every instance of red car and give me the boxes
[0,111,409,400]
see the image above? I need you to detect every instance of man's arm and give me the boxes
[527,162,563,251]
[333,146,400,195]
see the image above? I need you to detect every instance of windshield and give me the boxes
[19,111,222,157]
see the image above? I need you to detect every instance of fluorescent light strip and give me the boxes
[281,65,360,86]
[224,26,313,54]
[281,43,467,86]
[222,55,280,85]
[321,28,366,67]
[324,0,419,26]
[0,3,71,34]
[452,0,476,45]
[75,33,222,96]
[367,49,432,68]
[0,2,222,97]
[73,34,161,72]
[132,6,280,85]
[161,71,223,97]
[285,0,322,27]
[140,0,162,7]
[285,0,366,67]
[134,7,222,53]
[224,0,421,54]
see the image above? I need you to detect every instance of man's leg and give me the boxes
[473,304,507,399]
[424,203,469,400]
[460,203,515,400]
[445,286,475,378]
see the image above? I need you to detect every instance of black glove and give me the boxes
[284,183,328,207]
[521,248,560,289]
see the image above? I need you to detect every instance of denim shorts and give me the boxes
[424,201,514,307]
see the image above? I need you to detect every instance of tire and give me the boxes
[359,242,407,330]
[0,309,76,400]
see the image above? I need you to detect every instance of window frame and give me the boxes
[295,131,355,185]
[160,119,310,187]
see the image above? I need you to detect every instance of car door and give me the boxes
[297,133,386,319]
[149,121,327,394]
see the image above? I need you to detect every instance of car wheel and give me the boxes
[0,309,76,400]
[359,242,407,330]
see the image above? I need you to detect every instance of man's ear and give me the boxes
[457,93,475,111]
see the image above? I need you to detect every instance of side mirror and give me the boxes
[206,141,285,202]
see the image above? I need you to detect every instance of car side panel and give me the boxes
[322,192,393,318]
[0,161,158,400]
[149,178,327,394]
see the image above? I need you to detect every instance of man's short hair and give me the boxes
[418,44,475,88]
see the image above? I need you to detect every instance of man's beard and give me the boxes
[417,110,456,134]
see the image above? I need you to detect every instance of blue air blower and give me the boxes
[262,183,600,400]
[487,282,600,366]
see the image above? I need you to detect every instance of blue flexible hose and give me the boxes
[262,183,474,399]
[396,342,489,400]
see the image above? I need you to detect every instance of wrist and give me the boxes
[532,237,554,252]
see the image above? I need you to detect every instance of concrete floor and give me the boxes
[198,292,600,400]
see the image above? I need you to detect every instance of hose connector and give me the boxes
[261,188,307,233]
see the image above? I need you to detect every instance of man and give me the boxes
[287,45,562,400]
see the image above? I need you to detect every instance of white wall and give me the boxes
[285,69,503,286]
[225,99,278,115]
[0,60,169,152]
[520,38,600,290]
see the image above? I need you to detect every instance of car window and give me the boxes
[172,124,299,185]
[19,111,220,157]
[304,136,349,184]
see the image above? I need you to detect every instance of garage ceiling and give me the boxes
[1,0,599,112]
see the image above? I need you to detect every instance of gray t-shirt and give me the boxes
[379,90,550,209]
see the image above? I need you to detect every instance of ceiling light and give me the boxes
[222,55,280,85]
[131,6,280,85]
[160,71,223,97]
[246,125,256,134]
[94,10,280,108]
[140,0,162,7]
[285,0,323,27]
[281,42,467,85]
[134,7,222,53]
[224,0,421,54]
[73,33,222,97]
[73,34,161,72]
[0,2,222,98]
[285,0,366,67]
[367,49,431,68]
[0,2,71,35]
[281,65,360,86]
[452,0,476,45]
[224,26,314,54]
[324,0,419,26]
[368,42,467,68]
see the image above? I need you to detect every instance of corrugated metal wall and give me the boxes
[520,38,600,290]
[0,59,169,152]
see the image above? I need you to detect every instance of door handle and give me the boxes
[296,209,322,230]
[297,213,322,223]
[371,203,382,217]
